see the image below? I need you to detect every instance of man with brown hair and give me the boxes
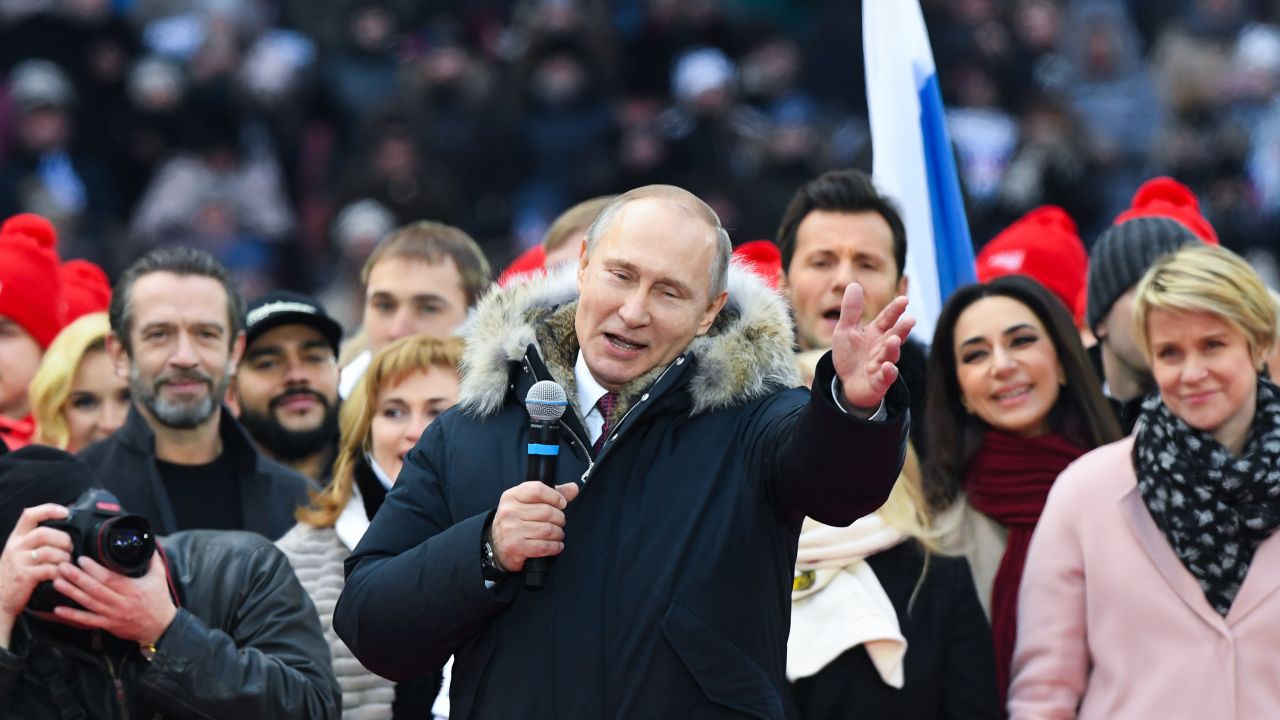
[339,220,491,397]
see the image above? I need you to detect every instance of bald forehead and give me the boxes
[611,198,718,247]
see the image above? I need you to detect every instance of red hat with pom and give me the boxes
[0,214,64,348]
[976,206,1087,318]
[732,240,782,289]
[59,259,111,322]
[1113,176,1219,245]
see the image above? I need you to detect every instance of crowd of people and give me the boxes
[3,0,1280,311]
[2,1,1280,719]
[1,160,1279,718]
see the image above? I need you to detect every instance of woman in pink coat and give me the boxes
[1010,244,1280,719]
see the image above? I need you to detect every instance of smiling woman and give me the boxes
[29,313,131,453]
[1009,244,1280,720]
[277,334,463,720]
[921,274,1121,705]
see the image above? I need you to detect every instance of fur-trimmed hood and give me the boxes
[459,263,800,419]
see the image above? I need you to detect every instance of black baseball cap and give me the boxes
[243,291,343,357]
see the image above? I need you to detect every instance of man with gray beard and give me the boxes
[78,247,313,540]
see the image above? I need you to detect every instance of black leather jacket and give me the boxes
[0,530,341,719]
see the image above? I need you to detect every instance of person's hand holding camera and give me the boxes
[51,552,177,647]
[0,504,73,649]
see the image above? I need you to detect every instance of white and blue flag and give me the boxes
[863,0,976,341]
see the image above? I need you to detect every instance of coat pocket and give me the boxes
[661,602,785,720]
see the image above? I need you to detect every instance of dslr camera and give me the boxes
[29,488,155,611]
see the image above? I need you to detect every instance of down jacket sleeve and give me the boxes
[761,351,910,526]
[333,418,514,681]
[137,535,341,719]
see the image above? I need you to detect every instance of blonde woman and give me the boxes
[1011,245,1280,718]
[789,353,998,719]
[28,313,130,453]
[277,335,463,719]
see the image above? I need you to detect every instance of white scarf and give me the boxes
[788,514,907,688]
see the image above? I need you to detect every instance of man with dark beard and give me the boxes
[78,247,313,540]
[230,292,343,483]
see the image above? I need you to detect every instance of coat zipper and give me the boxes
[580,354,685,483]
[95,632,131,719]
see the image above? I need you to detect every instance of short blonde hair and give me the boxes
[542,196,614,253]
[1132,244,1278,363]
[30,313,112,450]
[298,335,464,528]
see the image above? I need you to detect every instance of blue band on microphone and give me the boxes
[528,443,560,456]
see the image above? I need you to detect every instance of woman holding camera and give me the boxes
[1010,245,1280,718]
[277,335,462,719]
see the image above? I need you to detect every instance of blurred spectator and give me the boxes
[129,106,294,295]
[995,96,1105,240]
[0,60,117,270]
[319,198,397,332]
[1063,2,1161,220]
[338,112,463,230]
[29,312,129,453]
[58,258,111,321]
[659,45,767,224]
[509,36,617,248]
[321,0,402,168]
[976,206,1087,322]
[0,212,63,450]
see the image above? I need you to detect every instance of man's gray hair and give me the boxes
[583,185,733,298]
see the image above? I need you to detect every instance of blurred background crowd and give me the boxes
[2,0,1279,332]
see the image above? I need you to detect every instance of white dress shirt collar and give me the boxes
[575,351,611,444]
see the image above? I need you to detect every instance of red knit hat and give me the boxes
[1113,176,1219,245]
[0,213,65,348]
[497,245,549,287]
[59,259,111,322]
[732,240,782,289]
[976,206,1087,318]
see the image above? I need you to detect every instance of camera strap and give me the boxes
[155,543,183,609]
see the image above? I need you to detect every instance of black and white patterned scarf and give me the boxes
[1133,377,1280,616]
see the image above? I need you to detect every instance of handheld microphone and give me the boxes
[524,380,568,589]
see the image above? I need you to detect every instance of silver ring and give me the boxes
[30,548,38,562]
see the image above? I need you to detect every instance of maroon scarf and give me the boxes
[964,430,1088,710]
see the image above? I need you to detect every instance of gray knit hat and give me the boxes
[1085,216,1200,330]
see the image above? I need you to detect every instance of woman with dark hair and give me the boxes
[922,275,1122,705]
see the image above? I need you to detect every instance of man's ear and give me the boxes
[577,247,590,290]
[229,331,246,371]
[225,378,241,418]
[896,273,909,297]
[697,291,730,335]
[105,333,130,379]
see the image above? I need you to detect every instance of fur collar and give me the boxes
[459,263,800,419]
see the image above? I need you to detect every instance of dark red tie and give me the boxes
[593,392,618,453]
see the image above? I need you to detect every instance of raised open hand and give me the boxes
[830,283,914,414]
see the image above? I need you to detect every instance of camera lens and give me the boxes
[96,517,155,576]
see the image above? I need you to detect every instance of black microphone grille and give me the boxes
[525,380,568,421]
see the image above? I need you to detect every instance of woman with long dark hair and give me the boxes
[922,275,1122,705]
